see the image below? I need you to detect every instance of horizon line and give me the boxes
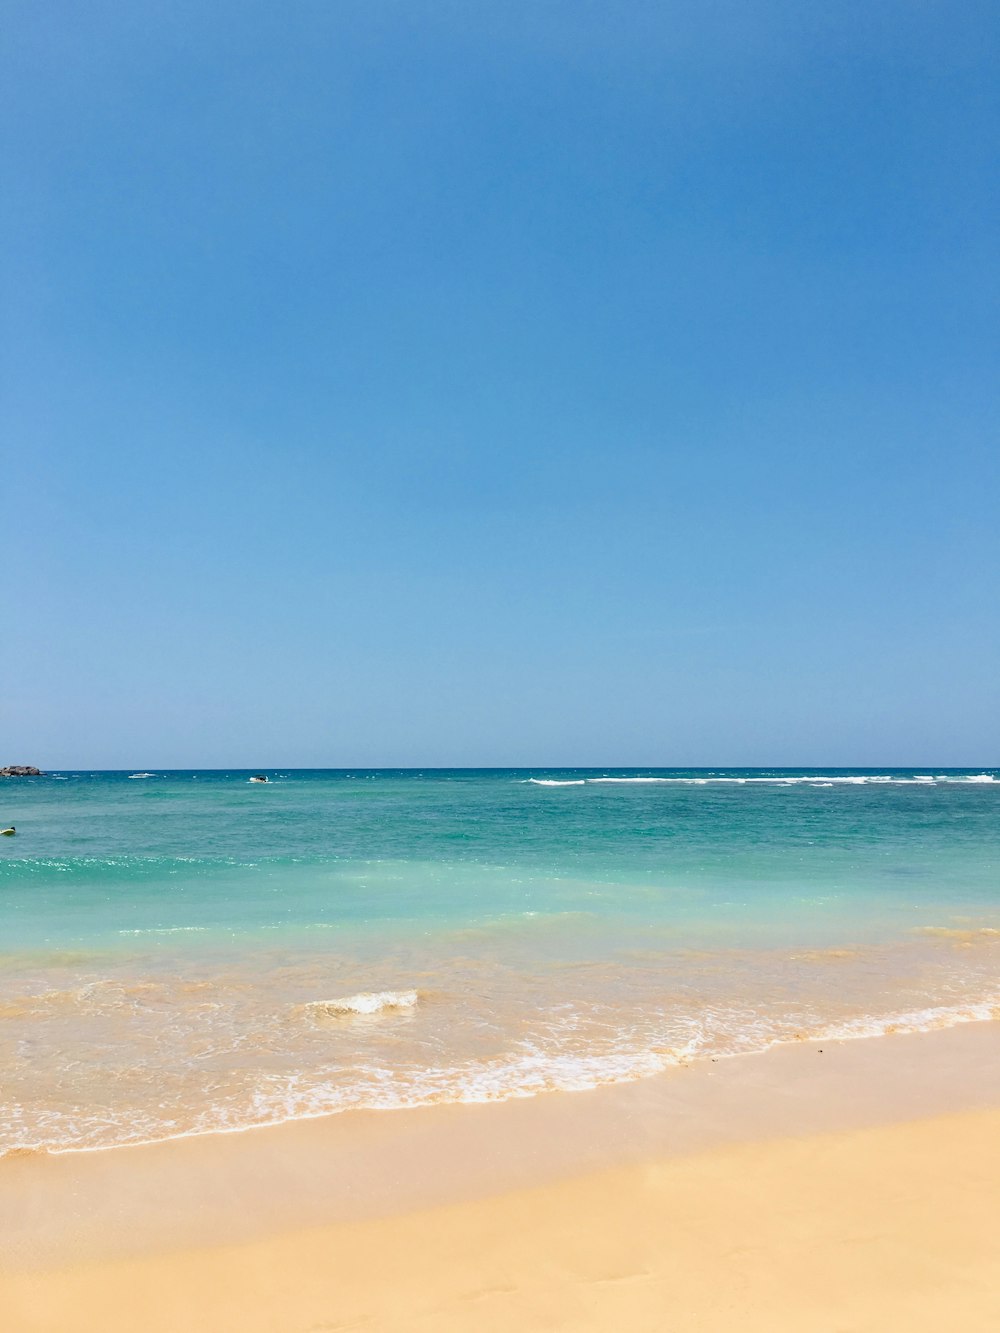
[9,764,998,774]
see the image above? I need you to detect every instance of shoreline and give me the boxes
[6,995,1000,1162]
[3,1022,1000,1330]
[4,1021,1000,1261]
[5,985,998,1164]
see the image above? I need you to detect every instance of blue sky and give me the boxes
[4,1,998,767]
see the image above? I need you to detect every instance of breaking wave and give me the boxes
[302,990,419,1018]
[527,774,998,787]
[815,998,1000,1042]
[6,988,997,1159]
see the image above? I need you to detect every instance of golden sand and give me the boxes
[3,1024,1000,1332]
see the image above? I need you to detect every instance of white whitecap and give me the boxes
[117,926,210,935]
[816,998,999,1042]
[304,990,419,1018]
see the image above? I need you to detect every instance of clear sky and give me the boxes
[4,1,998,768]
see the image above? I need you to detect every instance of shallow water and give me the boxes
[1,769,998,1152]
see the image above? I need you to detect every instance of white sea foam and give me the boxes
[128,773,157,779]
[117,926,210,936]
[815,998,1000,1042]
[304,990,419,1018]
[8,985,1000,1158]
[572,774,1000,787]
[526,778,587,786]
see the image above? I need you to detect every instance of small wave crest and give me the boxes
[537,774,1000,787]
[5,985,999,1155]
[128,773,157,779]
[302,989,419,1018]
[815,999,1000,1042]
[117,926,210,936]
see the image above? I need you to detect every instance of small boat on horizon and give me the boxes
[249,775,269,784]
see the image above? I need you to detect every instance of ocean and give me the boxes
[1,769,998,1154]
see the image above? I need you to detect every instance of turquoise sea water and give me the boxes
[2,769,998,1153]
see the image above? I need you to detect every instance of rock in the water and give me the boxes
[0,766,42,777]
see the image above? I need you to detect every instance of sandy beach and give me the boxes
[8,0,997,1321]
[3,1022,1000,1331]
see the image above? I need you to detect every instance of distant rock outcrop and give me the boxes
[0,766,42,777]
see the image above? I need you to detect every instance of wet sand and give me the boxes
[3,1023,1000,1331]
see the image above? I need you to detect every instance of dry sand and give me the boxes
[3,1023,1000,1331]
